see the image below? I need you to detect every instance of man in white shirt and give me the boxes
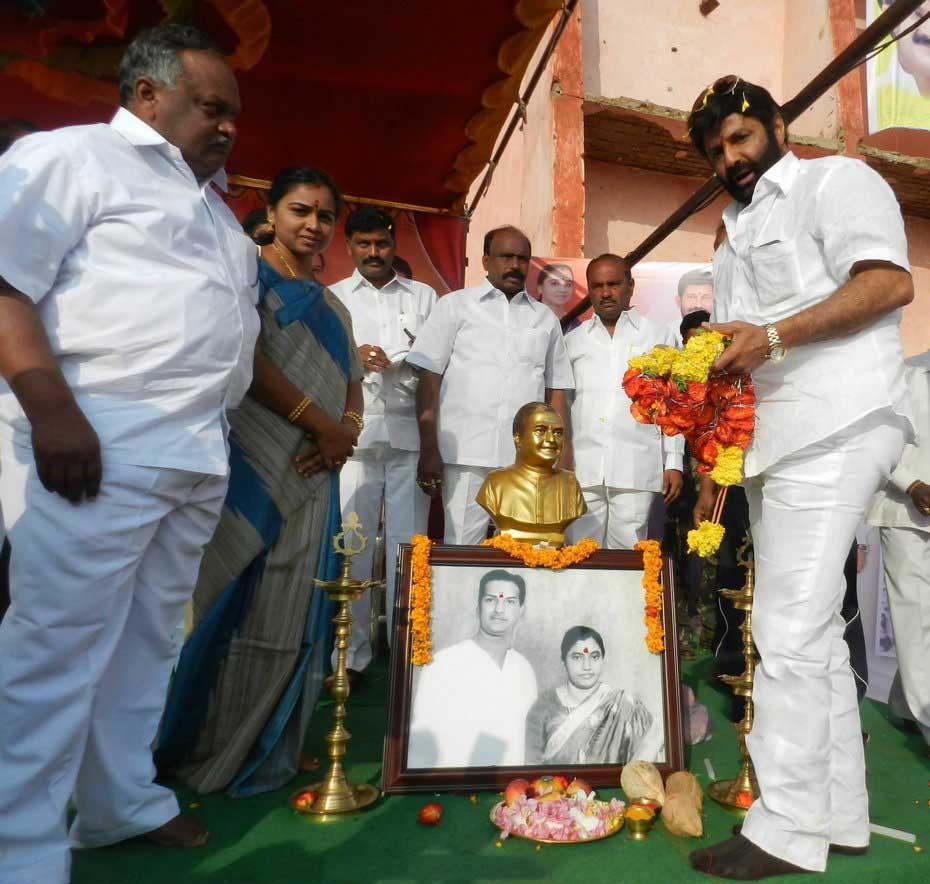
[565,254,683,548]
[686,78,913,879]
[408,226,574,545]
[407,569,537,767]
[329,207,436,673]
[867,349,930,754]
[0,25,259,884]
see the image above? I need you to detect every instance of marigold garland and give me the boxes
[624,329,757,559]
[410,534,433,665]
[686,521,726,558]
[635,540,665,654]
[481,534,600,569]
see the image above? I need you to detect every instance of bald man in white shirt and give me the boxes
[0,25,259,884]
[329,207,436,672]
[407,226,574,545]
[687,78,913,880]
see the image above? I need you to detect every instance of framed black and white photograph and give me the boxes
[382,546,683,793]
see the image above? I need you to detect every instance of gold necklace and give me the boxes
[271,239,302,279]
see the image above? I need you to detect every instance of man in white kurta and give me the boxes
[329,207,436,671]
[868,350,930,751]
[0,27,259,884]
[407,226,574,545]
[407,569,537,767]
[565,254,683,548]
[687,79,912,879]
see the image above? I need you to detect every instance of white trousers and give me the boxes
[335,447,429,671]
[442,464,492,545]
[565,485,655,549]
[741,414,905,872]
[0,439,225,884]
[879,525,930,744]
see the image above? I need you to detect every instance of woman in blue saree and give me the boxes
[156,167,363,796]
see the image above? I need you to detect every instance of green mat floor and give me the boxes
[73,654,930,883]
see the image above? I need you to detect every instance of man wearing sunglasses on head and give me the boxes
[687,76,914,880]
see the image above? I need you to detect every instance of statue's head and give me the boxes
[512,402,563,469]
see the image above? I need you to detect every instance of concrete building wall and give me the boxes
[584,159,727,264]
[463,37,555,287]
[581,0,837,140]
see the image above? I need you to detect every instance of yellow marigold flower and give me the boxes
[629,345,678,377]
[671,331,725,383]
[687,521,726,558]
[709,445,744,487]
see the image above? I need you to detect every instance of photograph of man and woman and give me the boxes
[405,565,666,771]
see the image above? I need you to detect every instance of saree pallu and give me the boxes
[156,261,361,796]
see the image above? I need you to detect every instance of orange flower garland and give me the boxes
[410,534,433,665]
[481,534,600,569]
[635,540,665,654]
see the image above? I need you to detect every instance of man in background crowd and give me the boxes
[868,347,930,756]
[408,225,573,545]
[565,253,683,548]
[329,207,436,674]
[0,25,259,884]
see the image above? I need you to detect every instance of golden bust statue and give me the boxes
[476,402,586,547]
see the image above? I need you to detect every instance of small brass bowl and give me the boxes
[629,797,662,817]
[624,806,656,840]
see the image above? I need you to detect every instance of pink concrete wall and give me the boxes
[584,159,727,264]
[581,0,838,141]
[463,35,556,287]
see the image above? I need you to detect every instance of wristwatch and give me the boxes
[764,324,787,363]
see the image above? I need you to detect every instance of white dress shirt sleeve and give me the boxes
[814,160,910,281]
[0,133,93,302]
[543,319,575,390]
[406,293,456,375]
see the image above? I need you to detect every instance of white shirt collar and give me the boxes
[586,306,640,334]
[348,266,414,294]
[477,276,534,306]
[109,107,228,191]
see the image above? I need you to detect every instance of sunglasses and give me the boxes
[691,74,746,114]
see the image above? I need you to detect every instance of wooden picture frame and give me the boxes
[382,545,683,794]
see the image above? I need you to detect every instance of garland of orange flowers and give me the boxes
[480,534,600,569]
[410,534,433,665]
[635,540,665,654]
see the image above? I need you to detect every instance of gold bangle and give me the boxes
[343,410,364,434]
[288,396,312,424]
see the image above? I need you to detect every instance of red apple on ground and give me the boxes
[504,778,531,806]
[418,802,442,825]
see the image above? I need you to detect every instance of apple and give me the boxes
[418,802,442,825]
[530,775,565,798]
[566,778,591,797]
[504,778,531,806]
[292,788,318,811]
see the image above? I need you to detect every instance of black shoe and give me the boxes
[690,835,810,880]
[731,825,868,857]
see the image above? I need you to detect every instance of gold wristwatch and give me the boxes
[764,323,786,363]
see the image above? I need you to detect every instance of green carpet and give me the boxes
[72,655,930,884]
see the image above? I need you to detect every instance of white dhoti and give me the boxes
[0,439,225,884]
[740,413,905,872]
[334,447,429,671]
[442,464,492,545]
[879,525,930,744]
[565,485,655,549]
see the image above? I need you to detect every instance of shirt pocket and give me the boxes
[749,238,805,314]
[398,311,426,339]
[514,327,548,368]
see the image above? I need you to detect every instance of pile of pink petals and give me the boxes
[492,794,626,842]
